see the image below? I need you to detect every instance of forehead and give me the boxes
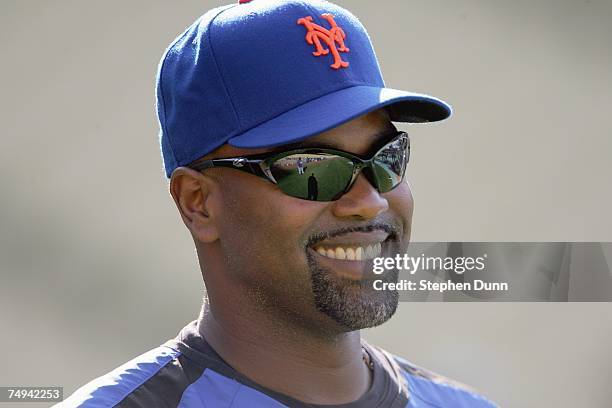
[208,110,396,159]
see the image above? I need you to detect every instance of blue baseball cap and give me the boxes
[156,0,451,178]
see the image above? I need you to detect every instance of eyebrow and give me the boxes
[266,125,399,154]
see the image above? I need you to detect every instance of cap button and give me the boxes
[238,0,253,3]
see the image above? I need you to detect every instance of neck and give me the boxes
[199,300,372,404]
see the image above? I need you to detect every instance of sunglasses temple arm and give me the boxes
[189,161,216,171]
[190,159,272,180]
[255,161,277,183]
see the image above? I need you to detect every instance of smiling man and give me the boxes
[62,1,496,407]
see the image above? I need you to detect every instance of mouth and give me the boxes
[306,228,398,280]
[312,242,382,261]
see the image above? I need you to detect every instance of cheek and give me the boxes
[390,181,414,211]
[215,175,324,265]
[387,181,414,236]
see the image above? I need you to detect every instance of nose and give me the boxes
[331,173,389,220]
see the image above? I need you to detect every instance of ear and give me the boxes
[169,167,220,243]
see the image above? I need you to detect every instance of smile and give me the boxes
[313,243,382,261]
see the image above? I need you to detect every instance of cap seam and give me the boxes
[207,4,243,130]
[159,5,237,177]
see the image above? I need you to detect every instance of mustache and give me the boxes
[305,221,402,247]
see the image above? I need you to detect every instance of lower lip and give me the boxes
[307,247,374,280]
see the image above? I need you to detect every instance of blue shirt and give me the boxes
[60,321,497,407]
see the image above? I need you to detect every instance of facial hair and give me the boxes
[306,250,399,330]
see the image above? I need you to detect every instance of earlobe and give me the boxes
[169,167,220,243]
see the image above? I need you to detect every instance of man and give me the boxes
[62,0,496,406]
[307,173,318,200]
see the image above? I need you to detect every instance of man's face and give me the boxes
[197,110,413,332]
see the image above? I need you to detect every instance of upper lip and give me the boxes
[309,230,391,248]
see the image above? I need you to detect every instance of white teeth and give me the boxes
[355,247,363,261]
[345,247,356,261]
[335,247,346,260]
[365,245,374,259]
[314,243,384,261]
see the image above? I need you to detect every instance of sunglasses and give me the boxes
[188,131,410,202]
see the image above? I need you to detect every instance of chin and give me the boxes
[306,251,400,330]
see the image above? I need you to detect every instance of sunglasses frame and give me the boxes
[188,131,410,201]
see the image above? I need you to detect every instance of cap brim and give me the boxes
[228,85,451,148]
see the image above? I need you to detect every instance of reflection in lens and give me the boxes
[270,154,354,201]
[372,137,408,192]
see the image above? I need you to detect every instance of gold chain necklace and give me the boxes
[361,346,374,371]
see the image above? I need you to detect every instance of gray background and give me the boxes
[1,0,611,407]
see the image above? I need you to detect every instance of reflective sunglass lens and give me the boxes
[269,154,354,201]
[372,137,408,192]
[267,134,409,201]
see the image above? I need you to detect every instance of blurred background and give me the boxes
[1,0,611,407]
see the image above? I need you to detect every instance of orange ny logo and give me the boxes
[297,14,350,70]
